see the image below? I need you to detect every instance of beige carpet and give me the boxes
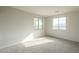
[0,37,79,53]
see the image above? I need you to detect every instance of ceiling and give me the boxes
[12,6,79,16]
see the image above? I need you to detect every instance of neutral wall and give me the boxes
[0,7,44,48]
[45,11,79,42]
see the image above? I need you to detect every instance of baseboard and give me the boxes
[0,35,78,49]
[0,35,46,49]
[45,35,79,43]
[0,41,20,49]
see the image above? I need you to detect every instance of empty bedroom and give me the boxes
[0,6,79,53]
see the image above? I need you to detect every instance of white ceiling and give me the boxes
[12,6,79,16]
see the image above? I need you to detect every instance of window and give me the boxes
[53,16,66,30]
[33,17,43,29]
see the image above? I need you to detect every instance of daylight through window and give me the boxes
[53,17,66,30]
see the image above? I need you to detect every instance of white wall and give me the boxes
[0,7,44,48]
[0,6,79,48]
[45,11,79,42]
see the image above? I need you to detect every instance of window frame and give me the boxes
[53,16,67,30]
[33,17,43,30]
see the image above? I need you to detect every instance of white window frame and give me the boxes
[33,17,43,30]
[53,16,67,30]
